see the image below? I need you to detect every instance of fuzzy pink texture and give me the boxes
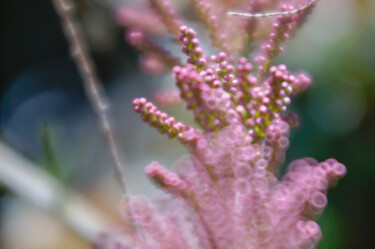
[127,31,181,69]
[97,1,346,249]
[115,6,166,35]
[154,89,182,107]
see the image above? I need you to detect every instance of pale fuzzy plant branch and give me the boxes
[51,0,128,193]
[0,141,110,242]
[228,0,318,18]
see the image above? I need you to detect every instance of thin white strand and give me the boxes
[227,0,318,18]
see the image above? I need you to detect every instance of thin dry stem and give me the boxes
[51,0,128,193]
[228,0,318,18]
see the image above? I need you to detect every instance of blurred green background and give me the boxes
[0,0,374,248]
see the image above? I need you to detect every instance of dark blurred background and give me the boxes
[0,0,374,248]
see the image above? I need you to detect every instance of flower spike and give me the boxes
[98,1,347,249]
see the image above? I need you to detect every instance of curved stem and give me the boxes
[228,0,318,18]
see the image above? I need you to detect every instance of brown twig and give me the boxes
[51,0,128,193]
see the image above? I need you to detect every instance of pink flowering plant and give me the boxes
[98,0,346,249]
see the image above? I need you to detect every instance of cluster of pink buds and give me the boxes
[262,5,296,60]
[98,1,346,249]
[132,98,186,139]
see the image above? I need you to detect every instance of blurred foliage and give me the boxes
[40,123,67,183]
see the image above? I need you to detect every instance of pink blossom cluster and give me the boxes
[134,25,312,139]
[97,1,346,249]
